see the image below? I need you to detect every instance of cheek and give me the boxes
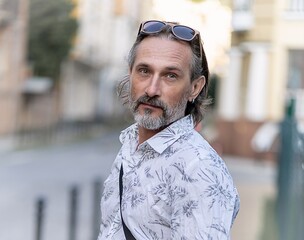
[130,79,138,98]
[165,88,189,106]
[130,77,146,99]
[130,83,141,101]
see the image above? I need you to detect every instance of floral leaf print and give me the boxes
[207,151,231,178]
[177,132,192,144]
[149,218,170,228]
[209,222,228,236]
[169,186,187,202]
[157,127,176,140]
[145,166,154,178]
[173,186,187,198]
[131,193,146,208]
[139,144,159,161]
[163,146,178,159]
[155,167,165,182]
[164,171,174,185]
[170,209,181,236]
[121,186,132,211]
[100,218,107,229]
[155,167,174,186]
[136,225,160,240]
[172,162,198,183]
[152,183,167,197]
[217,184,233,208]
[130,173,141,187]
[197,231,214,240]
[102,188,114,201]
[154,168,188,205]
[198,168,214,183]
[170,117,192,135]
[105,209,121,237]
[205,182,220,198]
[127,145,158,173]
[183,200,198,217]
[232,195,240,226]
[199,169,233,209]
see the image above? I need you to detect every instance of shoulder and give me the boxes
[167,131,236,192]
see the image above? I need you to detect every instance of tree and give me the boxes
[28,0,77,81]
[208,74,219,109]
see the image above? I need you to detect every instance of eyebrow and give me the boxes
[135,63,183,73]
[134,63,149,68]
[165,66,183,73]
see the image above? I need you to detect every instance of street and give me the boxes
[0,127,277,240]
[0,128,122,240]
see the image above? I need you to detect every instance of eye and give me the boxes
[138,68,149,76]
[165,73,178,80]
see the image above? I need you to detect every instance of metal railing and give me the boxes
[277,98,304,240]
[34,179,103,240]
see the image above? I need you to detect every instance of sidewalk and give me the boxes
[223,156,277,240]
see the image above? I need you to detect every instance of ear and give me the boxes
[189,76,206,101]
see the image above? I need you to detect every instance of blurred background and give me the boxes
[0,0,303,239]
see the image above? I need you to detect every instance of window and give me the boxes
[286,0,304,12]
[287,50,304,89]
[287,49,304,119]
[284,0,304,18]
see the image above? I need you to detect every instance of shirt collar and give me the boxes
[120,115,195,154]
[119,123,138,145]
[147,115,194,153]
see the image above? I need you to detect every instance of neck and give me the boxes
[138,126,163,145]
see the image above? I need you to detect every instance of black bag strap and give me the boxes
[119,164,136,240]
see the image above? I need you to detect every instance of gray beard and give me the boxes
[131,95,188,130]
[134,109,165,130]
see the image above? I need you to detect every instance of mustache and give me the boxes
[134,95,167,111]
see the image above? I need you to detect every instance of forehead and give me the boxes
[134,37,193,70]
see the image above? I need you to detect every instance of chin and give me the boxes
[134,113,166,130]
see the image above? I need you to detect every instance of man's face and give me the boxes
[129,37,194,130]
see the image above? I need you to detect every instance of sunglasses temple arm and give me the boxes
[198,35,203,60]
[137,23,143,36]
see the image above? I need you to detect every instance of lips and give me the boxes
[139,102,163,110]
[133,95,166,112]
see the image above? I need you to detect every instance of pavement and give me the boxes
[0,127,278,240]
[224,156,277,240]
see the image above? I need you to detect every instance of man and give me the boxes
[98,20,239,240]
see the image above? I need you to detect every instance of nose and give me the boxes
[145,75,161,97]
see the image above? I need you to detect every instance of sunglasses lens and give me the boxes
[173,26,195,40]
[143,21,166,33]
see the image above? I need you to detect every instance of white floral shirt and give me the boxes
[98,115,240,240]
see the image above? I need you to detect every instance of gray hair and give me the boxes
[117,25,211,125]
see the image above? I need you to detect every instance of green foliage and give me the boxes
[28,0,77,81]
[208,74,219,109]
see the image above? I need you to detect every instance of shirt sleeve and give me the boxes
[168,156,239,240]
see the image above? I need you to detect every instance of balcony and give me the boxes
[232,0,254,31]
[232,10,254,32]
[284,0,304,20]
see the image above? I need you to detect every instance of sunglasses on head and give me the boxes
[138,20,203,59]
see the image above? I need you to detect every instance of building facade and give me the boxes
[61,0,153,122]
[217,0,304,159]
[0,0,28,136]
